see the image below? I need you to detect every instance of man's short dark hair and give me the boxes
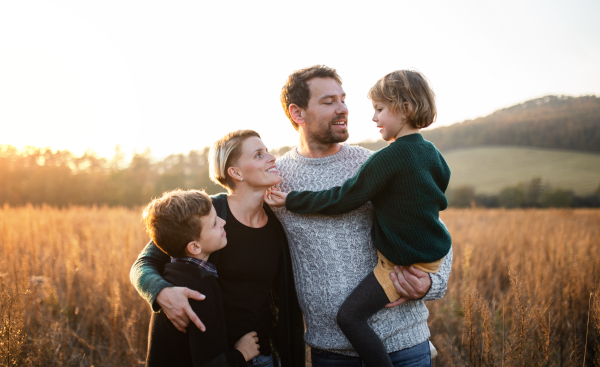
[280,65,342,131]
[142,189,212,257]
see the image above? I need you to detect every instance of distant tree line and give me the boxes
[2,139,599,208]
[0,144,296,208]
[0,145,217,207]
[447,178,600,209]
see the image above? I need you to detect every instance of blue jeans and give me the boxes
[310,340,431,367]
[247,353,275,367]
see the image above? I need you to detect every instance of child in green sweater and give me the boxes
[265,70,451,367]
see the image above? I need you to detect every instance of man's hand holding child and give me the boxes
[385,266,431,308]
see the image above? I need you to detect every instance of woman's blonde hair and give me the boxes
[368,69,437,129]
[208,129,261,191]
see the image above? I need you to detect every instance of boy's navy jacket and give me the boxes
[132,194,306,367]
[146,262,246,366]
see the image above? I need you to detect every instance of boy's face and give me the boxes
[197,206,227,254]
[371,100,406,141]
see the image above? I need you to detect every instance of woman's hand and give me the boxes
[385,266,431,308]
[234,331,260,361]
[263,189,287,207]
[155,287,206,332]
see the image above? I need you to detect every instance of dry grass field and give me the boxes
[0,206,599,366]
[429,209,600,366]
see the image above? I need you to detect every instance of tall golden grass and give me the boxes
[0,205,150,366]
[429,209,600,366]
[0,206,598,366]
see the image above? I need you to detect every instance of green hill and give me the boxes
[421,95,600,153]
[442,146,600,195]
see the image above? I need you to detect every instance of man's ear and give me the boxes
[227,166,243,182]
[289,104,305,126]
[186,241,202,256]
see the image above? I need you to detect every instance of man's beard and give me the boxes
[310,115,349,145]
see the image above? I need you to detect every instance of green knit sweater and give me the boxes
[285,133,451,266]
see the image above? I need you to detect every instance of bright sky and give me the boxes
[1,0,599,158]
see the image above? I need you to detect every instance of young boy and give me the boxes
[142,189,259,367]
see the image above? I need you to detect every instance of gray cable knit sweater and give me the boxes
[273,143,453,356]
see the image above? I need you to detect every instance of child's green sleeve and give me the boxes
[286,150,391,215]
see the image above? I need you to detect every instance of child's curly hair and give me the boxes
[368,69,437,129]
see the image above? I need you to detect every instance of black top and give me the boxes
[216,201,282,356]
[146,262,246,367]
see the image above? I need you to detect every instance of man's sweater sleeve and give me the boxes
[423,245,453,301]
[129,241,173,312]
[286,151,393,215]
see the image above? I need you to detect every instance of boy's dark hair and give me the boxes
[280,65,343,131]
[368,69,437,129]
[142,189,212,257]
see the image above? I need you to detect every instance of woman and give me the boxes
[130,130,305,367]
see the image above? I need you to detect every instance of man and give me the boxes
[273,65,452,366]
